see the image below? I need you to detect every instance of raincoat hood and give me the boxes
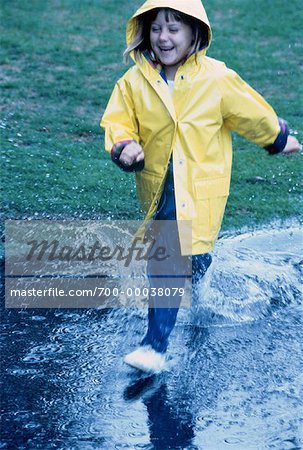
[126,0,212,52]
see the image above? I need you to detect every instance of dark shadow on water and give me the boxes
[124,374,198,450]
[122,328,210,449]
[123,374,159,401]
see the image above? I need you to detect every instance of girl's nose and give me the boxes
[159,30,169,42]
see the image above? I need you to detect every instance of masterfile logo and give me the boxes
[5,220,192,309]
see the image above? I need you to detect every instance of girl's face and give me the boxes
[150,10,193,78]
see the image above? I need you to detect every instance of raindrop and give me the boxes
[289,128,299,135]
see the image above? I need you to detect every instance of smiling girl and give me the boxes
[101,0,301,372]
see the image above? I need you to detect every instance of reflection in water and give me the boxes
[125,376,196,450]
[1,227,303,449]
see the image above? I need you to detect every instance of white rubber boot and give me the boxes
[124,346,166,373]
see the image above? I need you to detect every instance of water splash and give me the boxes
[190,227,302,325]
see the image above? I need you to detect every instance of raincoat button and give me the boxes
[156,80,161,84]
[180,75,184,80]
[181,203,186,208]
[179,159,184,165]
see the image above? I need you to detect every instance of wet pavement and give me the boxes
[1,227,303,449]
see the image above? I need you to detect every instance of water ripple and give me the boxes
[1,227,302,449]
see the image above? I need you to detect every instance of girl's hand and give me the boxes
[282,136,302,154]
[119,142,144,166]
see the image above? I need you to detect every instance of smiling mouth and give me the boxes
[159,47,174,52]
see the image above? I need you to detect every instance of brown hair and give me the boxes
[124,8,209,63]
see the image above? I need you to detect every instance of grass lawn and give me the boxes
[1,0,302,231]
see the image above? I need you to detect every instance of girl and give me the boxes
[101,0,301,372]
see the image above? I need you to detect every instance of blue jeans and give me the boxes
[140,160,212,353]
[141,251,212,353]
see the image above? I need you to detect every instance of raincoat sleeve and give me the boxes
[219,67,288,152]
[100,78,139,152]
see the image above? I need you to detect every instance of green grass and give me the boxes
[1,0,302,230]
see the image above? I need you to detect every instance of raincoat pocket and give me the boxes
[194,177,230,239]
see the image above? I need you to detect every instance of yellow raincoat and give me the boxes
[101,0,281,255]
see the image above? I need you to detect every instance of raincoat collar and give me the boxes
[143,50,168,82]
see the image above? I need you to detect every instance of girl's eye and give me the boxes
[151,27,160,33]
[169,28,179,33]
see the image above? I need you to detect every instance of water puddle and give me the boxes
[1,226,302,449]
